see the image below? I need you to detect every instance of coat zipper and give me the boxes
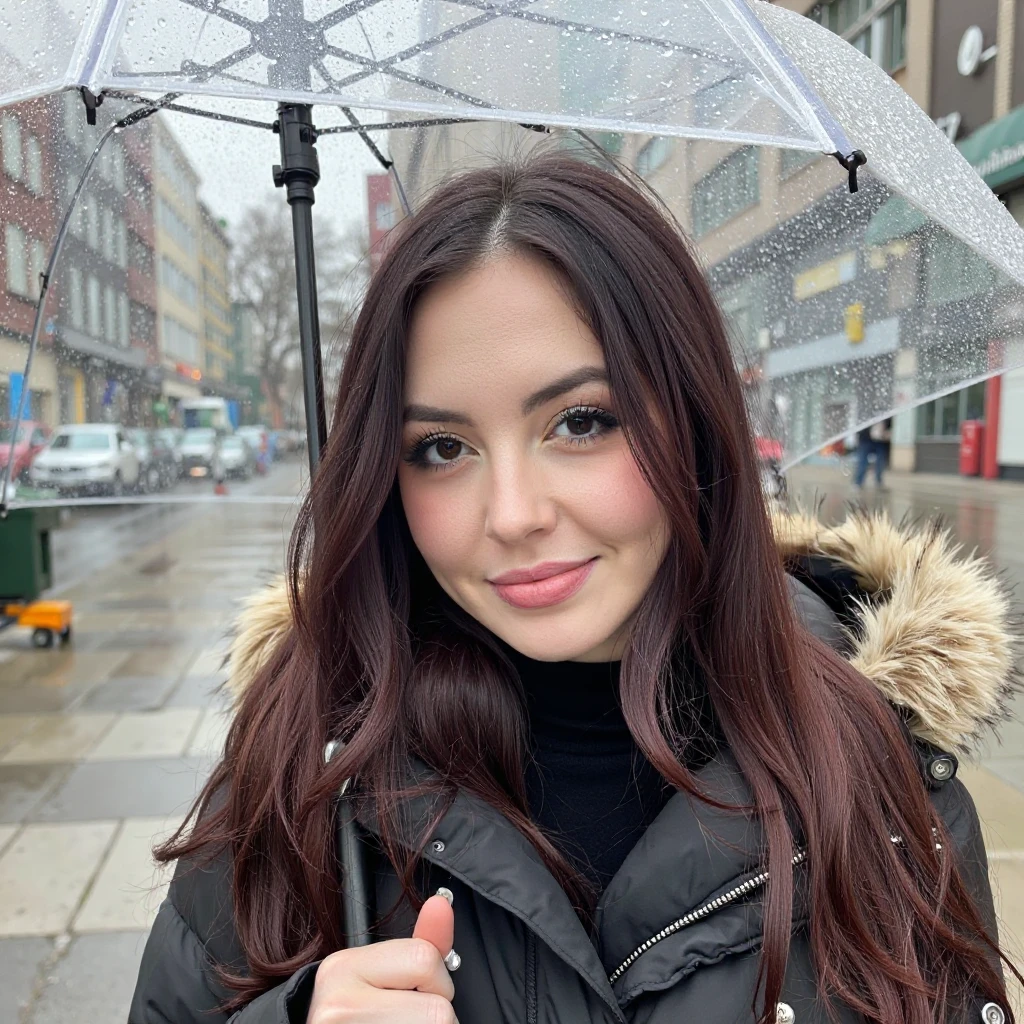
[526,931,538,1024]
[607,849,808,985]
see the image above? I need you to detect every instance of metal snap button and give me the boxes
[981,1003,1006,1024]
[929,755,956,782]
[776,1002,796,1024]
[431,839,446,854]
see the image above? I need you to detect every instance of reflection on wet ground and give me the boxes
[0,460,1020,1019]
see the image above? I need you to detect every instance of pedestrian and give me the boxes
[130,156,1019,1024]
[854,417,892,489]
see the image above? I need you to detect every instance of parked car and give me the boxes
[155,427,185,479]
[0,420,51,482]
[218,435,256,480]
[237,425,272,473]
[127,428,178,492]
[30,424,141,497]
[180,427,219,478]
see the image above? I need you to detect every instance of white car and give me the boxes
[180,427,219,477]
[218,435,256,479]
[30,424,141,497]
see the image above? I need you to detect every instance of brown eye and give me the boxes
[564,414,595,436]
[436,439,462,460]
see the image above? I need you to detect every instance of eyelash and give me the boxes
[403,405,620,472]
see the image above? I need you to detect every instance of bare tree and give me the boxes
[231,203,369,427]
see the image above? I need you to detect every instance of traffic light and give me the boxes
[845,302,865,343]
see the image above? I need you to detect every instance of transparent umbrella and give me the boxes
[1,0,1023,494]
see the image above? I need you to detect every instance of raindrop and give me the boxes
[157,16,166,27]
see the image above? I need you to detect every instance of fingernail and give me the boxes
[436,887,454,906]
[444,949,462,971]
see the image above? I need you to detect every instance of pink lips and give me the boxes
[489,558,597,609]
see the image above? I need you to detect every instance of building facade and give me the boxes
[198,203,234,392]
[1,96,60,427]
[152,117,204,420]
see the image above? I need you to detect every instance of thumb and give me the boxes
[412,892,455,959]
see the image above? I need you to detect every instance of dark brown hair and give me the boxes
[161,153,1014,1022]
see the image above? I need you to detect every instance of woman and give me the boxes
[130,155,1019,1024]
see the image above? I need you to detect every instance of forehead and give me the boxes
[404,255,605,401]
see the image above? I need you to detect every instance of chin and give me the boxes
[488,614,625,663]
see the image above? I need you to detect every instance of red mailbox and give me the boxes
[959,419,984,476]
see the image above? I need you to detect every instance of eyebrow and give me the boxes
[403,366,609,425]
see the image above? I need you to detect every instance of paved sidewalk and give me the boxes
[0,488,293,1024]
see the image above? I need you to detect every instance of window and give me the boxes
[157,197,195,255]
[30,238,46,300]
[926,234,993,305]
[813,0,906,73]
[63,89,82,139]
[87,275,102,336]
[916,382,986,438]
[636,136,674,178]
[86,199,99,250]
[102,206,115,262]
[116,219,128,268]
[160,256,198,306]
[781,148,818,178]
[161,314,200,363]
[104,284,117,343]
[2,115,23,180]
[118,291,130,346]
[68,266,84,328]
[691,147,759,237]
[5,223,27,295]
[25,136,42,194]
[112,142,126,192]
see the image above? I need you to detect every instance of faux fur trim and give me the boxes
[227,511,1020,756]
[772,509,1020,754]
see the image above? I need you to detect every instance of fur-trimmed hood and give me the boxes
[227,511,1020,756]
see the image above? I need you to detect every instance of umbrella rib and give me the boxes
[186,42,259,83]
[311,57,392,166]
[324,45,494,108]
[318,115,482,133]
[443,0,741,71]
[172,0,258,31]
[103,90,276,129]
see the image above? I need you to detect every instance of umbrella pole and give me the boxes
[274,103,373,947]
[274,103,328,475]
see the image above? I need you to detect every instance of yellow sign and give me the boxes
[844,303,865,343]
[793,251,857,301]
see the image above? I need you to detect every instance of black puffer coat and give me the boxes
[129,513,1019,1024]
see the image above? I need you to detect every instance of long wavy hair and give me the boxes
[160,153,1014,1022]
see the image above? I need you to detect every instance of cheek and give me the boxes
[398,469,477,575]
[565,446,666,548]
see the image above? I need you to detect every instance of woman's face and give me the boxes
[398,254,670,663]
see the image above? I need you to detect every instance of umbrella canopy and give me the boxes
[3,0,1024,511]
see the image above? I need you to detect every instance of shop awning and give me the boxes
[865,103,1024,247]
[959,103,1024,192]
[864,197,928,247]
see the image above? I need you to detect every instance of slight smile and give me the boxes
[489,558,598,609]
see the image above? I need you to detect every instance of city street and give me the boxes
[0,462,1021,1021]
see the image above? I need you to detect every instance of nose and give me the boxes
[483,451,557,545]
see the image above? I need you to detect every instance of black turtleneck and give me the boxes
[504,648,673,894]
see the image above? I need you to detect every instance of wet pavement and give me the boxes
[0,460,1020,1021]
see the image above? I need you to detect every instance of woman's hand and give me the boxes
[308,893,457,1023]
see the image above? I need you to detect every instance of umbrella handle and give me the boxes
[336,796,375,946]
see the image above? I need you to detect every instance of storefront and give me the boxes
[916,104,1024,476]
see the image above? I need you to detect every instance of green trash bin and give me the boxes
[0,506,62,603]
